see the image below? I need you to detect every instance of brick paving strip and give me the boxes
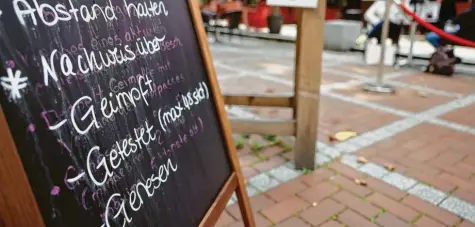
[210,42,475,226]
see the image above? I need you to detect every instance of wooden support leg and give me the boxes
[293,1,326,170]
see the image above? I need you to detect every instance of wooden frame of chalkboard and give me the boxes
[187,0,256,226]
[0,0,255,226]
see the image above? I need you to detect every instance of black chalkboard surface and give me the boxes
[0,0,251,226]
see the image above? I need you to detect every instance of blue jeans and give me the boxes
[426,32,441,47]
[426,31,457,48]
[367,22,383,37]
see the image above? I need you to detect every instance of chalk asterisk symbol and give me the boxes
[1,68,28,100]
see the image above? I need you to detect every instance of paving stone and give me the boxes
[460,221,475,227]
[398,157,442,175]
[415,216,446,227]
[329,162,364,179]
[284,162,296,169]
[329,175,372,197]
[229,193,237,204]
[300,199,345,226]
[408,184,448,205]
[382,172,418,191]
[300,168,335,187]
[298,181,340,204]
[439,173,475,191]
[216,211,236,227]
[249,173,280,192]
[253,156,287,172]
[268,165,301,183]
[340,154,362,169]
[402,195,460,226]
[227,213,272,227]
[260,146,285,158]
[261,196,309,223]
[274,217,310,227]
[266,178,308,202]
[239,154,261,167]
[454,188,475,204]
[359,163,389,179]
[334,142,361,154]
[375,213,411,227]
[316,153,332,166]
[365,177,407,201]
[320,147,342,159]
[405,171,457,192]
[439,196,475,223]
[227,194,276,219]
[227,196,237,207]
[319,220,345,227]
[247,185,260,197]
[241,166,260,178]
[332,190,380,218]
[367,193,419,222]
[338,210,379,227]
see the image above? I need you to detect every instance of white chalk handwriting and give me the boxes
[0,67,28,100]
[102,157,178,227]
[86,120,156,186]
[13,0,168,27]
[41,34,165,88]
[158,82,209,132]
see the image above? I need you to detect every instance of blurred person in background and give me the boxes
[356,0,412,45]
[426,2,475,48]
[432,0,457,29]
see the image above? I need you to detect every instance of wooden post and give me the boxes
[293,0,326,170]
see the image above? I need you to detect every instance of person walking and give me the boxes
[356,0,411,45]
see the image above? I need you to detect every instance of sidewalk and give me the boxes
[211,39,475,226]
[227,24,475,64]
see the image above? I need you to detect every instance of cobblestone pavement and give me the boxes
[211,38,475,227]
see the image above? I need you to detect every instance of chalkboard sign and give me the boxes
[0,0,254,226]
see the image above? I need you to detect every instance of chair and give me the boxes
[201,10,217,35]
[217,10,242,41]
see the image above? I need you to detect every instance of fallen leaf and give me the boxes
[354,178,367,186]
[312,202,318,207]
[332,131,358,142]
[357,156,368,164]
[329,135,338,143]
[384,163,395,172]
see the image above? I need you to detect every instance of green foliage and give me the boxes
[263,134,277,142]
[241,133,250,139]
[302,168,313,175]
[235,138,244,150]
[250,141,262,152]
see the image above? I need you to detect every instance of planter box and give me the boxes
[324,20,362,51]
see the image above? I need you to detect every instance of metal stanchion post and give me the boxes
[407,1,421,67]
[408,21,417,66]
[363,0,395,93]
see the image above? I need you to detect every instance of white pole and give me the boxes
[377,0,393,85]
[408,2,420,67]
[408,21,417,66]
[364,0,395,93]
